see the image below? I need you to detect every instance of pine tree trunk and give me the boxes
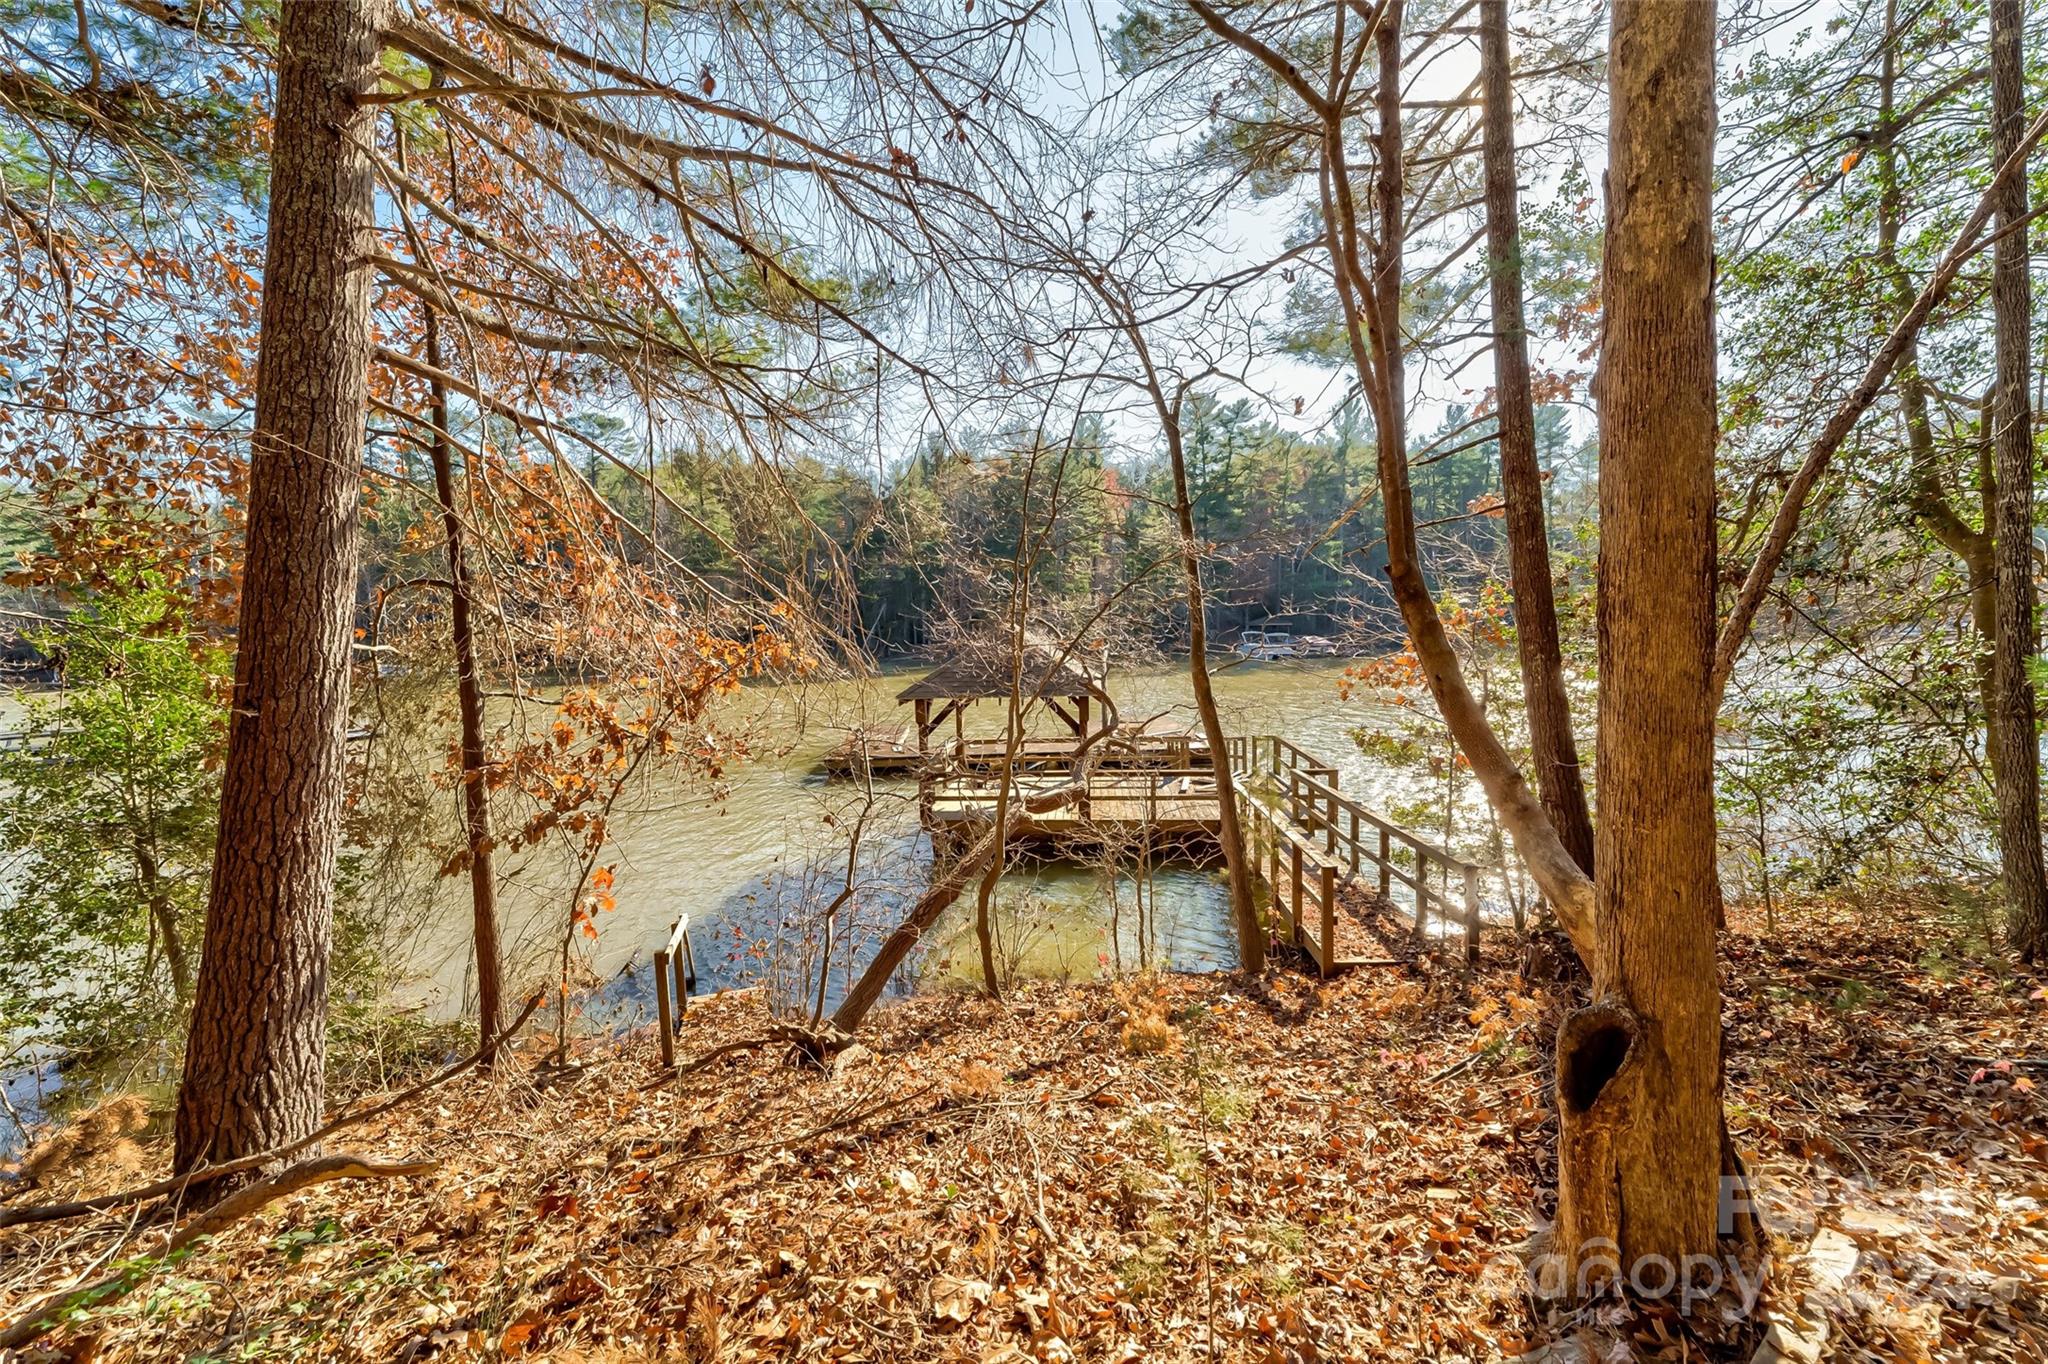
[425,310,507,1057]
[174,0,383,1173]
[1479,0,1594,876]
[1988,0,2048,963]
[1557,0,1725,1281]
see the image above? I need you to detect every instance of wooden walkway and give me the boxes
[1227,735,1488,974]
[905,732,1494,977]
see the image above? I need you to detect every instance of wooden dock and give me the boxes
[925,769,1224,840]
[910,732,1495,976]
[823,721,1209,777]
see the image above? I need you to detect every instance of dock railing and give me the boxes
[1227,736,1491,965]
[1236,793,1342,975]
[923,767,1220,824]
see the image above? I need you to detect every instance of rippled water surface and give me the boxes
[0,659,1414,1033]
[388,658,1416,1017]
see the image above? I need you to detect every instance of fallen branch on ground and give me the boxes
[0,991,544,1231]
[0,1153,437,1350]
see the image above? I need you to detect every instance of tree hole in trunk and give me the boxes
[1560,1006,1637,1115]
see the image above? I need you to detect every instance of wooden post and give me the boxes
[1348,807,1361,878]
[1411,852,1430,947]
[1377,826,1392,900]
[915,697,931,753]
[1462,864,1482,967]
[1323,790,1338,855]
[1261,806,1277,901]
[1289,841,1304,951]
[654,916,693,1069]
[654,953,674,1068]
[1318,863,1337,978]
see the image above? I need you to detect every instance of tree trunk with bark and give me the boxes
[1987,0,2048,963]
[1874,2,2002,778]
[1190,0,1599,959]
[425,309,507,1058]
[1556,0,1726,1280]
[1166,405,1264,974]
[136,838,191,1000]
[1479,0,1593,876]
[831,823,1002,1039]
[173,0,384,1172]
[1358,0,1598,957]
[829,752,1107,1039]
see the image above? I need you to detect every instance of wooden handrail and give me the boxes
[1283,767,1482,876]
[927,732,1498,971]
[654,915,697,1069]
[927,769,1218,802]
[1230,736,1498,967]
[1238,793,1347,977]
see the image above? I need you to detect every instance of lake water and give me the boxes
[0,657,1433,1059]
[0,657,1468,1145]
[370,657,1427,1025]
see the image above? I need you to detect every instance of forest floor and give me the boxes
[1,897,2044,1363]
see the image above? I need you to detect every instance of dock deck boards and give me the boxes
[824,721,1208,775]
[835,728,1490,977]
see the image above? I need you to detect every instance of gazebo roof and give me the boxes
[895,641,1097,705]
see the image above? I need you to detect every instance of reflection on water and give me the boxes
[0,658,1402,1145]
[924,863,1242,985]
[390,658,1402,1026]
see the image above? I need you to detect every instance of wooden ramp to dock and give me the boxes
[1227,736,1488,975]
[912,733,1495,978]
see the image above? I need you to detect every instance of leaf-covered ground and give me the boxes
[1,899,2043,1362]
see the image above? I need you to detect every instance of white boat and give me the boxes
[1236,629,1298,660]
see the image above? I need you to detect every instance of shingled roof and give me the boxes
[895,640,1098,704]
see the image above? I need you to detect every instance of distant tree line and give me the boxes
[554,397,1589,657]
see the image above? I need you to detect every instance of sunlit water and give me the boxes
[373,658,1419,1026]
[0,658,1433,1143]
